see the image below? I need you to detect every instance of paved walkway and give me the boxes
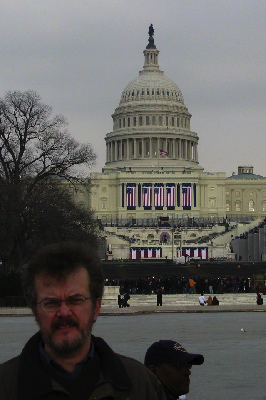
[1,293,265,316]
[100,293,265,315]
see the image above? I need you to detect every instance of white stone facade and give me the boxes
[86,27,266,260]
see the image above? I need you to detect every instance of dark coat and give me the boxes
[0,332,166,400]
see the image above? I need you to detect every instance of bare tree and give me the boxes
[0,90,96,186]
[0,90,98,270]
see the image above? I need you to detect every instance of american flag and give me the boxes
[182,183,192,207]
[142,184,152,207]
[166,184,176,207]
[154,185,164,207]
[126,184,136,207]
[159,149,169,156]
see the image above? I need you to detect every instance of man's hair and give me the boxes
[22,242,104,308]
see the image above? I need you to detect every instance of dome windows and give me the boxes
[114,111,190,130]
[119,84,185,104]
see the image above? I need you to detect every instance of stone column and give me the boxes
[115,140,118,161]
[106,143,108,163]
[172,138,176,158]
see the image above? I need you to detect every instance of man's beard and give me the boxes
[37,314,95,358]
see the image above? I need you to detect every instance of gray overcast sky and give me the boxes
[1,0,265,177]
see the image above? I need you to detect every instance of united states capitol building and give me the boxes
[80,26,266,262]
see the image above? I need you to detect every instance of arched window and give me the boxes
[139,116,142,126]
[249,200,255,212]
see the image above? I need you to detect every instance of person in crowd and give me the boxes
[206,296,213,306]
[232,278,238,293]
[256,293,263,305]
[144,340,204,400]
[188,278,196,294]
[123,292,131,307]
[208,278,213,294]
[0,242,166,400]
[198,292,206,306]
[118,294,123,308]
[157,287,163,306]
[212,296,220,305]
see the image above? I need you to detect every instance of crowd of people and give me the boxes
[105,275,261,295]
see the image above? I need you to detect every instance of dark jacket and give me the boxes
[0,332,166,400]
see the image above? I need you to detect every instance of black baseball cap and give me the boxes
[144,340,204,366]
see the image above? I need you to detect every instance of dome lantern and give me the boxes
[142,24,161,74]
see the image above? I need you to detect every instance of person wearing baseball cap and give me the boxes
[144,340,204,400]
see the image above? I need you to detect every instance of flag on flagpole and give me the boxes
[159,149,169,156]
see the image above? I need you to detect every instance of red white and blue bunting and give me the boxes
[130,247,162,259]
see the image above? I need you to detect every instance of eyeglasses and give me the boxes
[37,295,91,311]
[175,363,192,370]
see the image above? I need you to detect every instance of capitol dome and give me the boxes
[119,73,185,106]
[104,26,203,172]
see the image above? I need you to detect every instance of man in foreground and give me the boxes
[144,340,204,400]
[0,242,166,400]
